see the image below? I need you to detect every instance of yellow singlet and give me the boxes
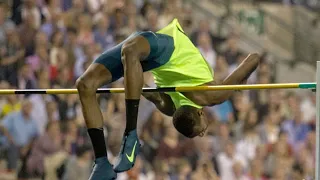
[151,19,214,109]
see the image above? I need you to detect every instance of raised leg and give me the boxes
[185,53,260,106]
[76,63,116,180]
[210,53,260,104]
[113,35,150,172]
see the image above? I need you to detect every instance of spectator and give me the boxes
[295,145,314,179]
[209,100,234,124]
[191,160,219,180]
[283,91,299,120]
[236,110,260,162]
[152,159,171,180]
[12,0,43,27]
[58,94,78,122]
[0,99,38,172]
[9,63,36,91]
[257,109,281,144]
[212,123,232,156]
[265,139,294,178]
[62,145,92,180]
[0,27,25,82]
[141,110,166,163]
[110,7,128,32]
[49,31,68,80]
[282,106,311,149]
[190,19,226,50]
[34,30,50,52]
[46,100,59,122]
[232,161,248,180]
[232,92,250,123]
[217,141,247,180]
[62,120,79,154]
[74,43,97,79]
[64,0,85,29]
[18,12,38,56]
[244,159,268,180]
[0,93,21,118]
[214,54,229,81]
[0,80,10,111]
[156,126,183,162]
[223,35,242,66]
[93,15,115,51]
[158,6,175,29]
[26,121,67,179]
[118,155,155,180]
[28,77,53,135]
[40,0,63,38]
[65,27,82,73]
[52,66,73,88]
[77,14,94,46]
[194,136,214,164]
[290,163,305,180]
[197,32,217,69]
[0,2,15,46]
[249,74,272,121]
[26,43,50,76]
[175,159,192,180]
[300,92,316,124]
[143,9,160,32]
[234,108,258,140]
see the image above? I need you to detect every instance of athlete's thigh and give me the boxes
[138,31,174,71]
[80,63,112,88]
[93,32,143,82]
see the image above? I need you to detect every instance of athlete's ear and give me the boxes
[197,109,204,116]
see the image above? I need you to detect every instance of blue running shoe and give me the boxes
[113,129,140,172]
[89,157,117,180]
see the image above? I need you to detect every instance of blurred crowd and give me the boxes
[0,0,316,180]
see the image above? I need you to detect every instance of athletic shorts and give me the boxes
[93,31,174,82]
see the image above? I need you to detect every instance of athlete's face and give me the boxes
[195,109,208,137]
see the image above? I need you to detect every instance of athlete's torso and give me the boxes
[151,19,214,109]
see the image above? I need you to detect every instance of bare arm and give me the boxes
[142,91,176,116]
[184,53,260,106]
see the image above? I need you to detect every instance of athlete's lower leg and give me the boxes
[113,39,149,173]
[223,53,260,85]
[76,64,116,180]
[121,46,144,133]
[76,64,111,159]
[76,79,106,159]
[211,53,260,103]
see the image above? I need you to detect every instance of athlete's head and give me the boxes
[172,105,208,138]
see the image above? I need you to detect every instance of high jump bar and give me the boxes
[0,82,316,95]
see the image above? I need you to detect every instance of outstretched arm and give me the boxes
[184,53,260,106]
[142,91,176,116]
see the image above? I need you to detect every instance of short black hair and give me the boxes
[172,105,201,138]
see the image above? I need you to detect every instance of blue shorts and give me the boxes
[93,31,174,82]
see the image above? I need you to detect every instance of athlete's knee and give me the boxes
[121,37,149,65]
[121,43,140,64]
[76,76,96,95]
